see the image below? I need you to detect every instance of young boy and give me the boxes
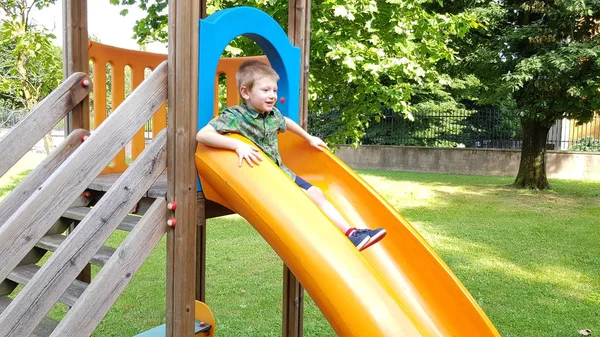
[196,60,386,251]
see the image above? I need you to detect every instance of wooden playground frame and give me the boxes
[0,0,312,336]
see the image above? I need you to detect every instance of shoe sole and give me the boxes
[356,236,371,251]
[360,229,387,250]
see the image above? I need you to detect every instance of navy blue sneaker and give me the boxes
[347,231,370,251]
[354,228,386,250]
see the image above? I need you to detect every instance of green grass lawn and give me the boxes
[2,169,599,336]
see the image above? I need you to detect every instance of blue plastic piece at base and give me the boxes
[196,6,301,192]
[133,321,208,336]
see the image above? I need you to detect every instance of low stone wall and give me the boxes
[334,145,600,180]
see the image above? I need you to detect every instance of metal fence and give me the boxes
[0,109,26,129]
[308,108,523,148]
[309,109,600,151]
[4,105,599,151]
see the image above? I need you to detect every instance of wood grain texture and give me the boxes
[0,62,167,284]
[7,264,87,307]
[89,173,167,198]
[288,0,311,129]
[0,73,92,178]
[50,198,167,337]
[0,129,167,337]
[0,129,89,227]
[196,200,206,302]
[0,296,58,337]
[62,207,140,232]
[284,1,311,335]
[62,0,90,131]
[36,234,116,267]
[166,0,200,336]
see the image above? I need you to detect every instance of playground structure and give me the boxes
[0,1,502,337]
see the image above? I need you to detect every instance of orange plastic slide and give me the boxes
[195,132,501,337]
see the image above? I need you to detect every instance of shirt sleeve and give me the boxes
[274,107,287,132]
[209,109,240,134]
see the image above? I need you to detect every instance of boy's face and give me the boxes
[240,77,278,113]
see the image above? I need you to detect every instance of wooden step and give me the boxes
[63,206,140,232]
[90,173,167,198]
[0,296,58,337]
[37,234,115,267]
[7,265,87,307]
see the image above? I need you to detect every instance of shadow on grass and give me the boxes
[0,169,31,199]
[359,170,599,337]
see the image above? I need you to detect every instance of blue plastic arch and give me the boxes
[197,7,301,130]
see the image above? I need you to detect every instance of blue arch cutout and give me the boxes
[197,7,301,131]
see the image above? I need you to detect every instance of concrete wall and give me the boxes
[335,145,600,180]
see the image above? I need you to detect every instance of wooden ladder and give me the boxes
[0,62,169,337]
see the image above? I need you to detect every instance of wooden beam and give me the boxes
[50,198,168,337]
[0,130,168,337]
[288,0,312,129]
[0,62,167,285]
[284,0,312,335]
[200,0,208,19]
[166,0,200,336]
[0,73,92,178]
[283,263,304,337]
[63,0,92,283]
[195,0,208,307]
[62,0,90,131]
[0,129,89,227]
[196,199,207,302]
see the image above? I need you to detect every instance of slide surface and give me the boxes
[195,132,501,337]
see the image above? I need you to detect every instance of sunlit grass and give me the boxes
[1,169,598,336]
[360,171,600,337]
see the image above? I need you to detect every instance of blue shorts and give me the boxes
[294,175,313,190]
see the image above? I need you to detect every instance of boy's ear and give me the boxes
[240,86,250,100]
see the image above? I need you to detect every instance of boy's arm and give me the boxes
[284,117,330,151]
[196,125,263,167]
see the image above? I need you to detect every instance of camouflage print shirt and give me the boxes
[209,103,296,180]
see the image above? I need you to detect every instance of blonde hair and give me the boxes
[236,59,279,92]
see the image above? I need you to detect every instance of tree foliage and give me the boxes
[110,0,479,145]
[0,0,62,110]
[454,0,600,189]
[0,0,63,154]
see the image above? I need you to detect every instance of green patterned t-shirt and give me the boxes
[209,104,296,180]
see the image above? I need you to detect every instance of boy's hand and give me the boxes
[234,142,263,167]
[308,136,330,151]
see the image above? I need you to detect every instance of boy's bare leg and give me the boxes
[304,185,386,251]
[305,186,352,233]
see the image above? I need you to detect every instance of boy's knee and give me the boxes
[306,186,325,203]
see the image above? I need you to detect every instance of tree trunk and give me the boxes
[512,119,552,189]
[43,133,54,155]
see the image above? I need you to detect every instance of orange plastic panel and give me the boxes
[195,133,501,336]
[89,42,167,174]
[194,301,215,337]
[88,42,266,174]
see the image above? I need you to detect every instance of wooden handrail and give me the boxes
[0,129,167,337]
[0,61,167,299]
[0,129,89,227]
[51,197,168,337]
[0,72,92,178]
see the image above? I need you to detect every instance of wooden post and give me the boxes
[63,0,92,285]
[282,264,304,337]
[283,0,311,336]
[195,0,209,305]
[288,0,312,130]
[62,0,90,132]
[166,0,200,336]
[196,198,207,302]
